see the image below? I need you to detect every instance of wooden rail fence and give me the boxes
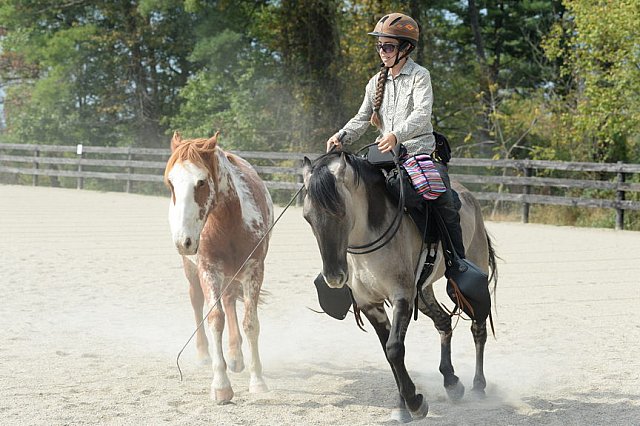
[1,143,639,229]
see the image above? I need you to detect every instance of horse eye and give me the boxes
[196,180,205,188]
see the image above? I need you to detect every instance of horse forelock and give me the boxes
[307,152,384,216]
[308,151,389,230]
[307,162,343,216]
[164,138,219,185]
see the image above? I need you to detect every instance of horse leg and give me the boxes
[359,304,409,422]
[183,257,211,364]
[201,269,234,403]
[470,320,487,397]
[388,298,429,418]
[241,263,268,393]
[418,284,465,401]
[222,290,244,373]
[363,299,429,420]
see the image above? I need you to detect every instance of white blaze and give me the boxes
[167,161,213,255]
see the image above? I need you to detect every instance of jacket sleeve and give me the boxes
[392,70,433,144]
[340,78,375,144]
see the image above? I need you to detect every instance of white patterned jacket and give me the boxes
[340,57,436,157]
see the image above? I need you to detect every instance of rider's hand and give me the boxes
[326,133,343,152]
[377,133,397,153]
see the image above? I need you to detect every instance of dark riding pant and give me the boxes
[386,161,466,259]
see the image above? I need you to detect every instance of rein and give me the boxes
[175,184,304,381]
[346,143,405,255]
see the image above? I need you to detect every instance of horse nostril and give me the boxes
[185,238,192,249]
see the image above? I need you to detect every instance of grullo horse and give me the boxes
[302,151,497,422]
[164,132,273,403]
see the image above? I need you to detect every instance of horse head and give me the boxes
[302,153,352,287]
[164,131,220,255]
[303,151,389,288]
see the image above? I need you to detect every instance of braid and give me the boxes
[370,64,389,128]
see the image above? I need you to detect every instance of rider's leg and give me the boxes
[432,163,466,259]
[385,161,463,258]
[386,168,430,241]
[406,202,428,241]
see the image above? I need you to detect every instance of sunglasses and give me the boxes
[376,42,399,53]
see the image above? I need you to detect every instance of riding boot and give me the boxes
[434,193,466,259]
[432,162,466,259]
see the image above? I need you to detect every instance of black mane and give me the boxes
[307,151,391,229]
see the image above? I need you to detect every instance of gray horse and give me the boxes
[302,151,497,422]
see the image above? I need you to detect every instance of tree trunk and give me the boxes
[409,0,425,65]
[468,0,486,65]
[280,0,343,149]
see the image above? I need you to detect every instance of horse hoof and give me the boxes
[213,387,234,403]
[249,378,269,394]
[445,380,465,401]
[470,387,486,399]
[389,408,412,423]
[227,358,245,373]
[410,397,429,420]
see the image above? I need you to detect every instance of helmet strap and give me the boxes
[391,41,414,67]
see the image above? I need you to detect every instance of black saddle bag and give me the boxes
[433,131,452,165]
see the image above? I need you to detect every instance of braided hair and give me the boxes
[370,65,390,128]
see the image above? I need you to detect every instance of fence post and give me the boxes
[615,161,625,230]
[76,144,84,189]
[32,147,40,186]
[521,166,532,223]
[126,147,132,193]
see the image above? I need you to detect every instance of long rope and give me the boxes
[176,184,304,381]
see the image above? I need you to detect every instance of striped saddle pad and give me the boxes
[402,154,447,200]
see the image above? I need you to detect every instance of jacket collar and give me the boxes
[387,57,416,80]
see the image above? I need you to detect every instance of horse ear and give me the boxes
[302,156,312,187]
[171,131,182,152]
[335,152,347,179]
[206,131,220,148]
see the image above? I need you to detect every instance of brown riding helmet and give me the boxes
[368,13,419,45]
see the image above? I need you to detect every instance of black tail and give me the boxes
[486,231,499,293]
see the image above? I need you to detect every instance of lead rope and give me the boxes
[176,184,305,381]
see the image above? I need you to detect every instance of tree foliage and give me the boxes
[543,0,640,162]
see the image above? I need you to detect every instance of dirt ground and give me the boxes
[1,184,639,425]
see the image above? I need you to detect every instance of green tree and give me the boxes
[0,0,201,147]
[426,0,564,159]
[543,0,640,163]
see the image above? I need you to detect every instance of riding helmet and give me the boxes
[368,13,419,45]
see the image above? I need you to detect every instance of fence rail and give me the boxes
[1,143,639,229]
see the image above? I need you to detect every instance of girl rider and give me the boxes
[326,12,466,260]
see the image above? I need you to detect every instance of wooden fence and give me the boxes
[1,143,640,229]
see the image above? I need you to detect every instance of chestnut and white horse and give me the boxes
[164,132,273,403]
